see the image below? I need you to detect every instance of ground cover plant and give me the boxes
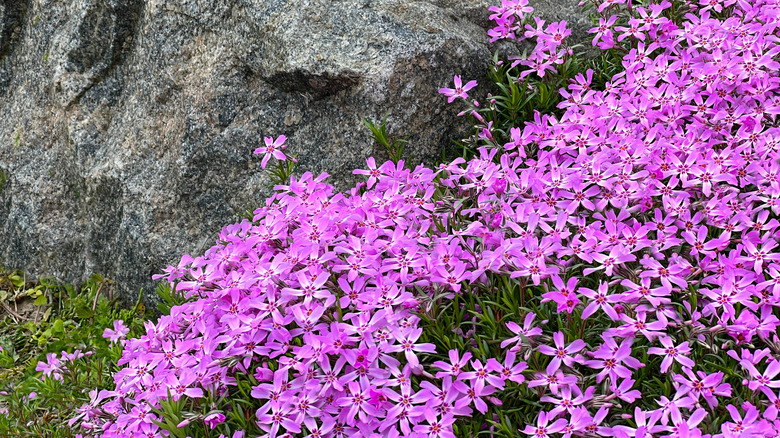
[0,271,148,437]
[17,0,780,436]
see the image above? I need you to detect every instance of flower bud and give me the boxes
[204,412,226,429]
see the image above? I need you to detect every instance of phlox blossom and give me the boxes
[439,75,478,103]
[254,135,291,169]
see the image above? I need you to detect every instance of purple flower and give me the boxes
[487,350,527,385]
[538,331,586,369]
[439,75,478,103]
[254,135,291,169]
[336,381,379,426]
[521,411,568,438]
[36,353,64,383]
[579,282,621,321]
[433,350,472,379]
[387,327,436,368]
[648,337,694,373]
[413,410,456,438]
[204,412,225,429]
[103,320,130,344]
[501,312,544,349]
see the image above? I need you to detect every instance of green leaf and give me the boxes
[9,274,24,288]
[51,319,64,334]
[75,304,94,319]
[33,295,47,306]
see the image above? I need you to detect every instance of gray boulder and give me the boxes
[0,0,589,306]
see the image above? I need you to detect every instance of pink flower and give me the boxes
[648,337,694,373]
[433,350,472,379]
[521,411,568,438]
[204,412,225,429]
[103,320,130,344]
[439,75,478,103]
[538,331,586,369]
[254,135,291,169]
[579,282,621,321]
[501,312,544,349]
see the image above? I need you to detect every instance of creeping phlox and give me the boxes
[73,0,780,436]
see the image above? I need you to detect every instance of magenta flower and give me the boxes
[620,277,670,307]
[432,260,471,292]
[204,412,225,429]
[765,391,780,420]
[412,410,456,438]
[466,383,498,414]
[585,337,641,383]
[433,350,472,379]
[303,417,334,438]
[528,361,578,394]
[35,353,64,383]
[585,246,636,276]
[579,282,621,321]
[439,75,478,103]
[255,403,301,437]
[538,331,586,369]
[521,411,568,438]
[251,369,294,411]
[487,350,527,385]
[611,407,663,437]
[613,312,667,341]
[384,384,430,421]
[722,404,762,436]
[501,312,544,349]
[648,337,694,373]
[254,135,290,169]
[738,238,780,274]
[610,378,642,404]
[540,385,594,417]
[460,359,503,392]
[166,369,204,400]
[103,320,130,344]
[742,359,780,396]
[559,407,593,437]
[337,381,380,426]
[352,157,383,189]
[639,257,689,290]
[386,327,436,368]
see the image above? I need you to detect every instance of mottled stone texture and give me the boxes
[0,0,588,306]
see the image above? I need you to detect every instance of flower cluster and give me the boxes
[489,0,575,78]
[72,0,780,436]
[36,350,92,383]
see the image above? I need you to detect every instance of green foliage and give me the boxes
[0,271,150,438]
[267,152,300,187]
[154,280,191,315]
[363,112,414,165]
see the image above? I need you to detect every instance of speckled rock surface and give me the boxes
[0,0,589,306]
